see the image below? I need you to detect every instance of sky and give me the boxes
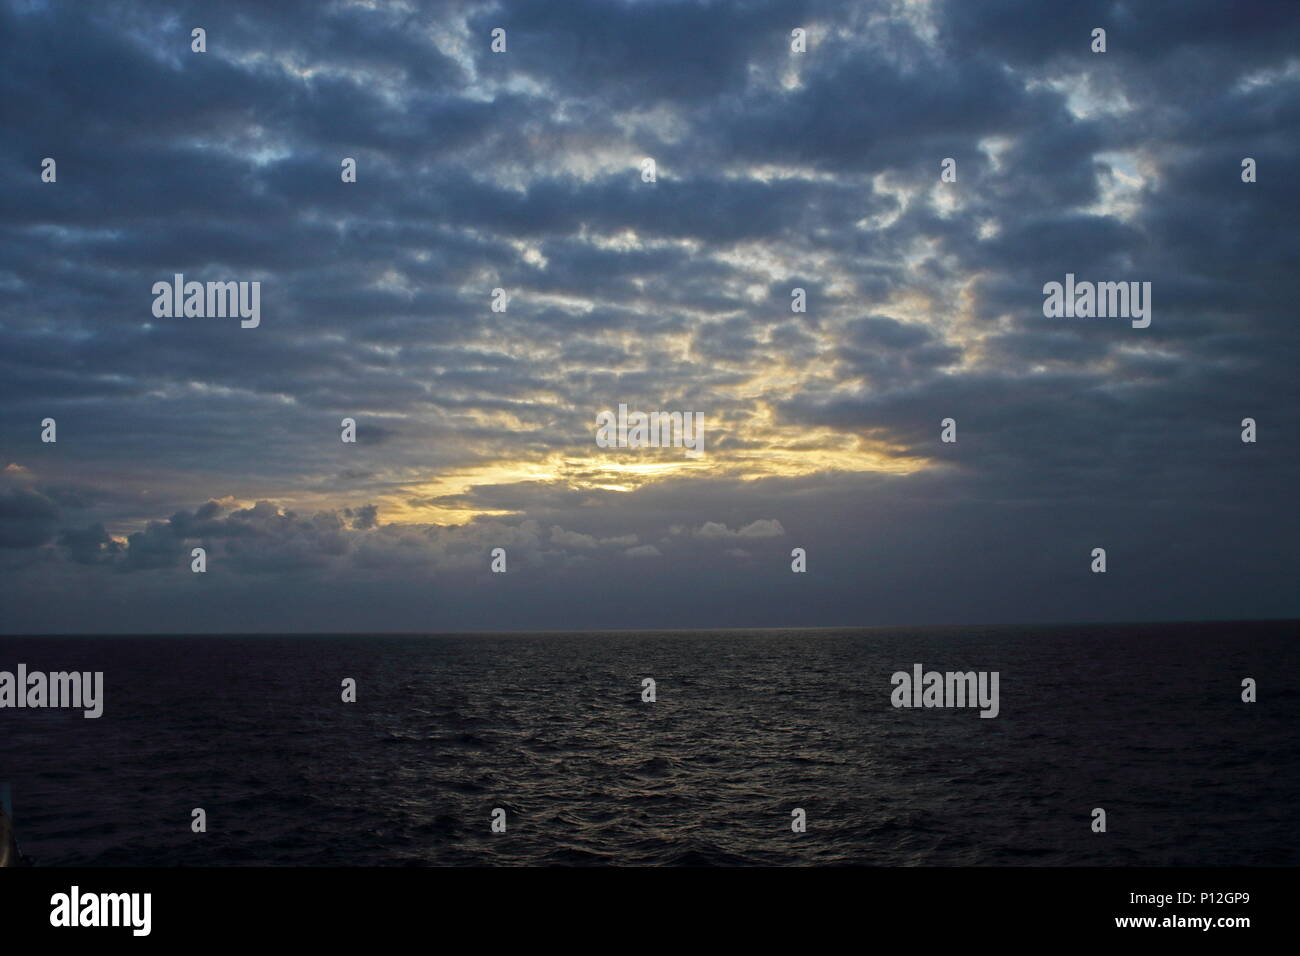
[0,0,1296,633]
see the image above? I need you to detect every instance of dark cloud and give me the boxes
[0,486,60,548]
[0,0,1296,631]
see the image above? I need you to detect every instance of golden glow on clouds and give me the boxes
[375,423,929,526]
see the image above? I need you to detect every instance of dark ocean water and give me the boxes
[1,621,1297,866]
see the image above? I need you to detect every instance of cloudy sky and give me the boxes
[1,0,1296,633]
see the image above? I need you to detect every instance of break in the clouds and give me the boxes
[1,0,1297,632]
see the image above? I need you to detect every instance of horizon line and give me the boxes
[4,616,1296,638]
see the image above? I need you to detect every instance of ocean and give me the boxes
[1,621,1296,866]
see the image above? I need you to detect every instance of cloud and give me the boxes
[550,526,598,549]
[0,487,60,549]
[0,0,1296,630]
[692,519,786,540]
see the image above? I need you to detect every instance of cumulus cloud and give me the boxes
[692,519,786,540]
